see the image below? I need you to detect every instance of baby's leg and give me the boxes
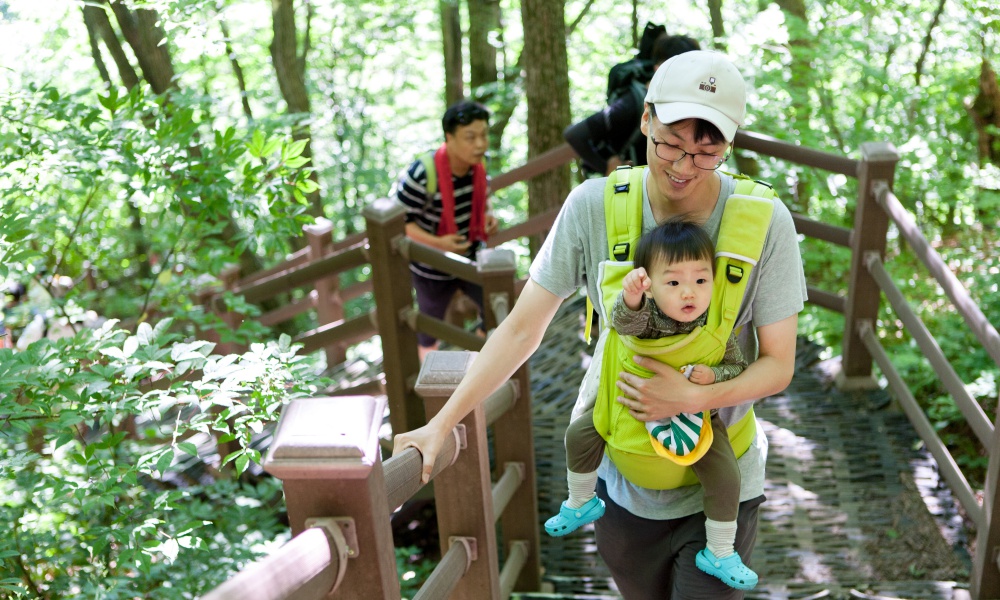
[545,409,607,537]
[564,408,605,507]
[692,415,758,590]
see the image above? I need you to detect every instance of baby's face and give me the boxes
[645,257,714,323]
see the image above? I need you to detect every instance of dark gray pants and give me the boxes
[595,478,764,599]
[565,409,741,521]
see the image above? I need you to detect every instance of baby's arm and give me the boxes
[621,267,650,310]
[688,332,749,385]
[687,364,717,385]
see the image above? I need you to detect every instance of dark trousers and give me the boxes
[595,478,764,599]
[410,273,484,347]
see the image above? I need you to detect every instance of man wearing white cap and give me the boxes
[395,50,807,598]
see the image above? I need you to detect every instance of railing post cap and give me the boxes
[476,248,517,273]
[263,395,387,480]
[303,217,334,236]
[860,141,901,163]
[362,197,406,223]
[414,351,478,397]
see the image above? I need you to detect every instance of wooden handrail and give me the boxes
[490,142,578,192]
[734,130,860,176]
[875,183,1000,368]
[201,526,345,600]
[864,253,994,446]
[858,321,985,530]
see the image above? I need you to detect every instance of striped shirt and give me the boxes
[393,155,483,280]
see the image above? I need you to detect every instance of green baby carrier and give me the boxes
[589,166,776,489]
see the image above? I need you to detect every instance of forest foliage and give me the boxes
[1,0,999,597]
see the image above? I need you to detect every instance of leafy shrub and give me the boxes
[0,322,317,598]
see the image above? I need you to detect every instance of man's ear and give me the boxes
[640,107,651,136]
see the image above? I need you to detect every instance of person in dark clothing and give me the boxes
[564,34,701,176]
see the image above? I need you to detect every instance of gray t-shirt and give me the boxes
[529,169,808,519]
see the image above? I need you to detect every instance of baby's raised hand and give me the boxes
[622,267,650,310]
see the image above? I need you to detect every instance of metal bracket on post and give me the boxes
[451,424,467,462]
[304,517,358,594]
[488,291,510,325]
[448,536,478,573]
[305,517,359,558]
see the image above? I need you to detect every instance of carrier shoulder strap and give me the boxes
[605,165,647,260]
[583,165,645,342]
[417,151,437,201]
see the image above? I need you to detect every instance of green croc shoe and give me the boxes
[695,548,758,590]
[543,496,605,537]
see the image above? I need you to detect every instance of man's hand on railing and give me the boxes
[485,213,499,237]
[393,421,451,484]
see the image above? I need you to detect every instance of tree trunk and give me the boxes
[83,2,139,89]
[270,0,323,220]
[970,58,1000,165]
[708,0,726,51]
[520,0,571,257]
[220,18,254,122]
[773,0,813,212]
[441,0,464,105]
[81,6,111,84]
[109,3,176,94]
[467,0,499,104]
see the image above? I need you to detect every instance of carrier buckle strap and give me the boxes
[613,243,630,262]
[726,264,744,284]
[613,165,631,193]
[608,166,641,261]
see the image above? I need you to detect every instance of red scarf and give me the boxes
[434,143,489,243]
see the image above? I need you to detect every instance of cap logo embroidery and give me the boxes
[699,77,717,93]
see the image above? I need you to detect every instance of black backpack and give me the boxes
[605,22,665,105]
[604,23,665,164]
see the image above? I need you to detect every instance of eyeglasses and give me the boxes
[649,135,730,170]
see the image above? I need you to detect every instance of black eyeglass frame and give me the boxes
[648,132,732,171]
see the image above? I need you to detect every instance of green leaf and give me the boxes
[177,442,199,457]
[283,138,308,160]
[136,322,154,346]
[296,178,319,194]
[155,450,175,475]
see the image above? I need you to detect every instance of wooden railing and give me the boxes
[202,133,1000,599]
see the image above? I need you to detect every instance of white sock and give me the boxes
[705,518,737,559]
[565,470,598,508]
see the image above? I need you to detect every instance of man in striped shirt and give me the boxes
[392,101,498,361]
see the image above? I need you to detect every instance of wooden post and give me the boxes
[477,248,541,593]
[416,351,501,600]
[835,142,900,391]
[263,395,400,600]
[363,198,425,435]
[304,218,347,367]
[973,392,1000,599]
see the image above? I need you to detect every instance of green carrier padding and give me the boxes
[418,152,437,198]
[591,166,776,489]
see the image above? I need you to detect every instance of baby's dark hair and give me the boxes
[633,216,715,272]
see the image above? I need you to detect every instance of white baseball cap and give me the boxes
[644,50,746,142]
